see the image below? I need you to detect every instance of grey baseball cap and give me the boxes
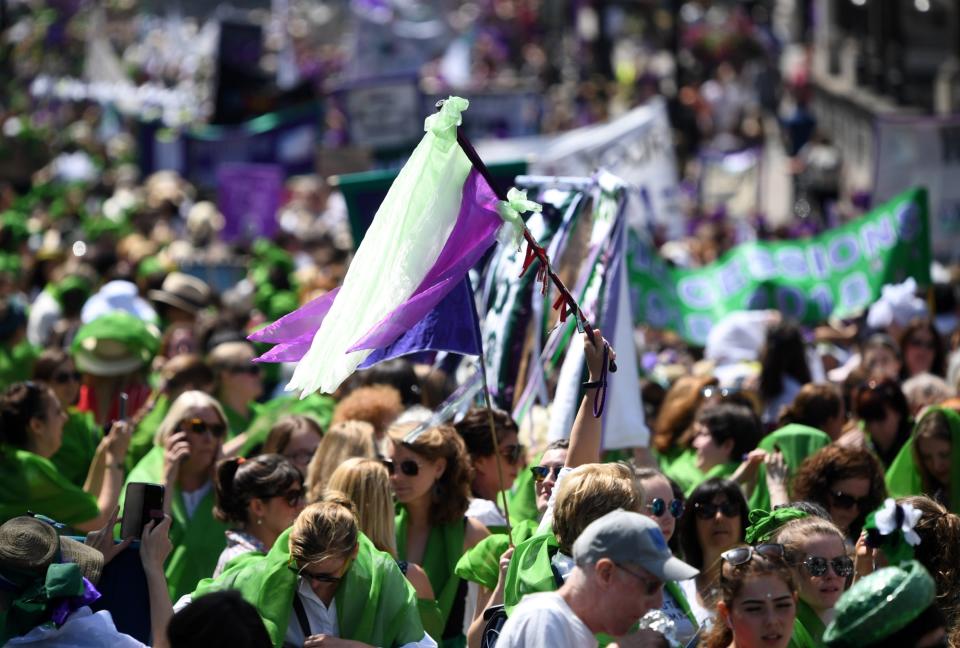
[572,509,699,582]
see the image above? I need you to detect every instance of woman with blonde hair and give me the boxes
[305,420,376,501]
[188,499,431,647]
[125,390,230,599]
[328,457,442,639]
[386,424,489,647]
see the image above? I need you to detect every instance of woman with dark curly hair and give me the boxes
[677,478,750,627]
[899,319,946,379]
[386,423,489,647]
[791,445,886,543]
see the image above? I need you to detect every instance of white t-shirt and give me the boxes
[496,592,597,648]
[181,480,213,519]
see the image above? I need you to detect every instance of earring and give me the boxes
[257,517,263,526]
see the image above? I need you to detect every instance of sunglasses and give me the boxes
[179,418,227,438]
[382,458,420,477]
[530,465,563,483]
[290,559,350,585]
[615,563,663,596]
[829,490,871,511]
[694,500,739,520]
[227,365,261,376]
[722,544,785,567]
[500,444,525,465]
[647,498,685,519]
[52,370,81,384]
[799,554,854,578]
[270,488,304,507]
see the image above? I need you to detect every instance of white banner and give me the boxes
[531,97,683,238]
[874,116,960,263]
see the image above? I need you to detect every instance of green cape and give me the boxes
[396,508,464,643]
[454,519,540,590]
[49,409,101,487]
[127,394,169,470]
[789,599,826,648]
[0,447,100,526]
[749,424,831,511]
[885,406,960,513]
[192,530,424,648]
[124,446,228,600]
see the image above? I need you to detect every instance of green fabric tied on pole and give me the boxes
[744,507,809,545]
[496,188,541,248]
[424,96,469,140]
[885,406,960,513]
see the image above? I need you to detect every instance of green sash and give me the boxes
[454,519,539,590]
[192,530,424,648]
[886,406,960,513]
[396,508,465,642]
[0,447,99,526]
[125,446,228,600]
[127,394,169,470]
[50,409,101,487]
[749,425,831,511]
[788,599,826,648]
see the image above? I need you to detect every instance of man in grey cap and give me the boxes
[496,509,698,647]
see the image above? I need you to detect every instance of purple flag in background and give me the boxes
[217,163,283,242]
[250,168,502,370]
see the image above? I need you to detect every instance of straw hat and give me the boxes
[148,272,212,315]
[0,517,103,585]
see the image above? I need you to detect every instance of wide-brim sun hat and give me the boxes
[148,271,212,314]
[0,517,104,585]
[71,311,160,377]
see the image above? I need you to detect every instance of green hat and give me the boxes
[823,560,936,647]
[744,507,808,544]
[71,312,160,377]
[52,274,93,304]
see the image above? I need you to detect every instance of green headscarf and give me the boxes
[823,561,935,647]
[744,507,809,545]
[191,530,425,648]
[749,424,831,512]
[885,406,960,513]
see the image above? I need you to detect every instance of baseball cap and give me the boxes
[572,509,699,582]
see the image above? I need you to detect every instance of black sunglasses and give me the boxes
[800,554,854,578]
[829,490,871,511]
[499,444,525,465]
[290,562,347,585]
[530,465,563,483]
[52,370,82,384]
[722,544,785,567]
[179,418,227,438]
[227,365,261,376]
[694,500,739,520]
[647,498,685,519]
[382,458,420,477]
[270,488,304,507]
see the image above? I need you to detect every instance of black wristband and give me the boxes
[582,380,603,389]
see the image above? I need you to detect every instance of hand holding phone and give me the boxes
[120,482,165,540]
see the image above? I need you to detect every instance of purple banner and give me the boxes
[216,163,284,242]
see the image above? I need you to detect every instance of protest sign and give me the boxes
[532,96,683,237]
[628,188,931,345]
[216,163,284,242]
[874,115,960,263]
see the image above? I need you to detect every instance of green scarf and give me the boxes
[886,406,960,514]
[744,508,809,545]
[124,446,228,600]
[395,507,464,642]
[126,394,170,470]
[663,449,739,496]
[789,599,826,648]
[222,403,254,440]
[749,425,831,512]
[0,563,85,643]
[505,458,540,525]
[49,409,100,488]
[0,448,99,526]
[454,519,539,591]
[191,530,424,648]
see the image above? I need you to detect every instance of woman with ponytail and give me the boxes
[212,454,305,576]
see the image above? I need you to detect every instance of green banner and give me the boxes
[629,188,931,345]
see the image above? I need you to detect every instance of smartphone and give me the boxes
[120,482,165,540]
